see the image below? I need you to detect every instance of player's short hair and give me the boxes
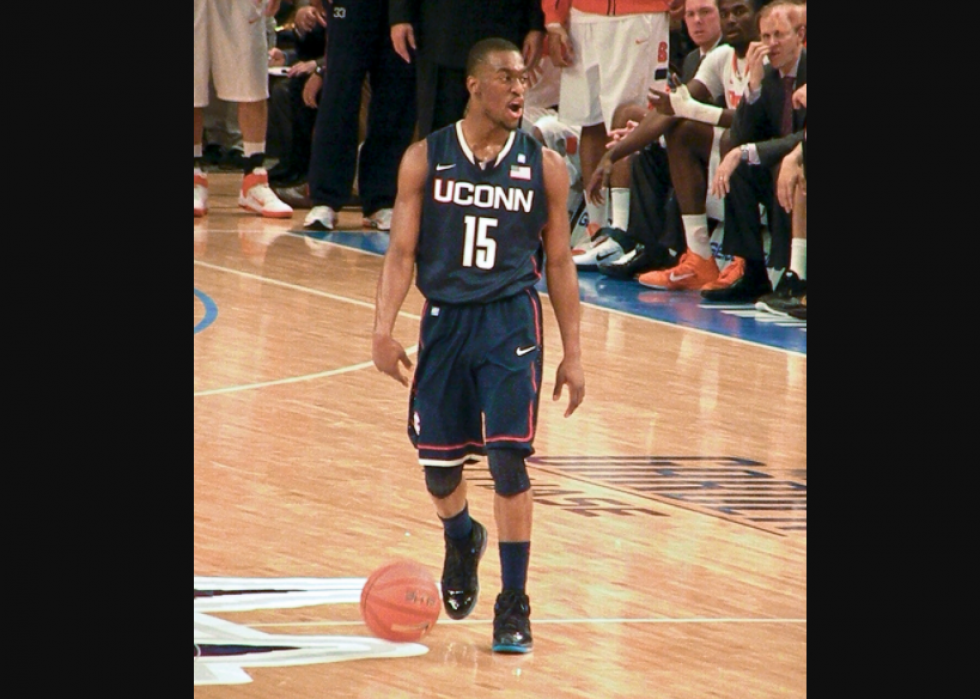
[466,38,522,79]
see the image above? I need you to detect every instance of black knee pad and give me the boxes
[487,449,531,496]
[424,464,464,499]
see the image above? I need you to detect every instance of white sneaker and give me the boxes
[304,205,338,231]
[239,168,293,219]
[194,169,208,218]
[573,237,626,269]
[363,208,393,231]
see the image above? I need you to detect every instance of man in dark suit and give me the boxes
[705,0,807,303]
[389,0,545,137]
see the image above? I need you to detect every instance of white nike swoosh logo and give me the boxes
[669,272,695,282]
[436,164,455,171]
[515,345,536,356]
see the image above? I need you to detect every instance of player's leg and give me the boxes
[210,1,291,218]
[194,0,210,216]
[477,290,543,653]
[638,119,720,290]
[410,303,488,621]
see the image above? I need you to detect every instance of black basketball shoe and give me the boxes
[441,519,487,620]
[755,270,807,316]
[492,590,533,653]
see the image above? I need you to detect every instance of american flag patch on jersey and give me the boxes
[510,164,531,180]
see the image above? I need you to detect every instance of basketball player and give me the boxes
[372,37,585,654]
[194,0,293,219]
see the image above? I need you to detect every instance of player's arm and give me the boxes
[648,78,737,129]
[540,147,585,417]
[372,140,427,386]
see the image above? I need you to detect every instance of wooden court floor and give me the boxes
[194,173,807,698]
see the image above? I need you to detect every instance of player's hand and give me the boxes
[553,358,585,418]
[607,120,638,144]
[523,30,545,74]
[648,87,676,116]
[373,334,413,386]
[303,71,323,108]
[792,84,807,109]
[391,23,416,64]
[585,152,613,205]
[547,26,574,67]
[711,147,742,199]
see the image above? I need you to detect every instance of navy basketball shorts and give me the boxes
[408,288,544,466]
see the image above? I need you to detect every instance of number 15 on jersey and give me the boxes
[462,215,498,269]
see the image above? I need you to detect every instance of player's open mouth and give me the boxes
[507,101,523,118]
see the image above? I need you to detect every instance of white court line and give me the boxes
[249,617,806,628]
[194,260,420,397]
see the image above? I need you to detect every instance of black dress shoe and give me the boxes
[273,183,314,209]
[701,259,772,303]
[598,242,679,279]
[268,164,306,187]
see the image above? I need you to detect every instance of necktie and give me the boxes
[781,76,796,136]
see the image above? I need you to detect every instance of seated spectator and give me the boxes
[265,0,328,187]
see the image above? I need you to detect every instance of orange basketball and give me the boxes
[360,560,441,642]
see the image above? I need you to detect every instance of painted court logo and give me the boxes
[193,576,428,685]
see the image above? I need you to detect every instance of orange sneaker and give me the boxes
[637,251,719,290]
[700,256,745,291]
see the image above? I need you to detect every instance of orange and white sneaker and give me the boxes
[700,255,745,291]
[194,168,208,218]
[637,251,719,290]
[572,221,606,255]
[239,168,293,219]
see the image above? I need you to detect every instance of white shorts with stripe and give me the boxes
[558,9,671,131]
[194,0,270,107]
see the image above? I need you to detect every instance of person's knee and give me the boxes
[487,449,531,496]
[611,103,645,130]
[424,464,464,499]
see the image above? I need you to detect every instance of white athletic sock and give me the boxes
[194,143,203,159]
[682,214,712,259]
[791,238,807,279]
[243,141,266,158]
[586,201,608,233]
[610,187,630,231]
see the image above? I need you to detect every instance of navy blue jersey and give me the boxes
[416,122,549,304]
